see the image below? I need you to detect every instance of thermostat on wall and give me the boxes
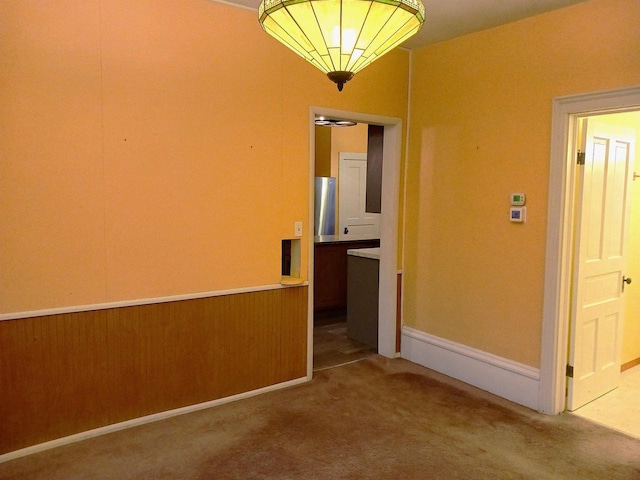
[510,207,526,223]
[510,193,526,206]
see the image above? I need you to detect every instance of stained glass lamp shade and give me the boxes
[258,0,426,91]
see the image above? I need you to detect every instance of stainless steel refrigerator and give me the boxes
[314,177,336,236]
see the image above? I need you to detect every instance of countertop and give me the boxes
[314,234,380,244]
[347,247,381,260]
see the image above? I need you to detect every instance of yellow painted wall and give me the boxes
[329,123,369,178]
[404,0,640,368]
[0,0,410,314]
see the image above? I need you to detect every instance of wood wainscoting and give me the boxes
[396,272,402,354]
[0,286,307,455]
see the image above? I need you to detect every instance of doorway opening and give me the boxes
[539,85,640,416]
[556,105,640,440]
[313,148,379,371]
[306,107,402,378]
[566,111,639,414]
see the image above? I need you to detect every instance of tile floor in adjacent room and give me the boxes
[313,309,376,372]
[571,365,640,439]
[313,321,376,371]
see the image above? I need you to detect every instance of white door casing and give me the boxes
[338,153,381,238]
[540,85,640,416]
[567,118,636,411]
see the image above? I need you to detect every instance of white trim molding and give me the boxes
[401,326,540,411]
[0,376,308,464]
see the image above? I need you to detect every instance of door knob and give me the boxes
[344,227,349,234]
[623,276,632,292]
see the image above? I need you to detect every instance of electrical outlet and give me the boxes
[294,221,303,237]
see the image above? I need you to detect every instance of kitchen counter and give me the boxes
[315,234,380,244]
[347,247,380,260]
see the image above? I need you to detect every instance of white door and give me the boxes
[338,153,380,238]
[567,117,636,411]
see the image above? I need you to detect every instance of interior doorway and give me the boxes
[539,85,640,416]
[306,107,403,379]
[566,111,638,412]
[314,146,379,370]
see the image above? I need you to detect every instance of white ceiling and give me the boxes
[224,0,589,49]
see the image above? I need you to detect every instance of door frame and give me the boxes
[307,107,402,378]
[539,85,640,414]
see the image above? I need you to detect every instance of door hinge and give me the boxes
[566,365,574,378]
[576,151,586,165]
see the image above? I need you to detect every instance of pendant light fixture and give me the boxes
[258,0,425,91]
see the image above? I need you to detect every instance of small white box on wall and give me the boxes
[510,207,526,223]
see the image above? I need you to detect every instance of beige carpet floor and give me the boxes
[1,356,639,479]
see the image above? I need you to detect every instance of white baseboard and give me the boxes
[0,376,308,464]
[401,326,540,411]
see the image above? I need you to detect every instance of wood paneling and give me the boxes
[0,286,307,455]
[397,273,402,354]
[366,124,384,214]
[622,357,640,372]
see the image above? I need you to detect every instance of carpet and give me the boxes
[1,356,639,479]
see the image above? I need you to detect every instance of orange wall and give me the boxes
[330,123,369,178]
[0,0,410,314]
[404,0,640,368]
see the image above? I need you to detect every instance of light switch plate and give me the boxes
[294,221,303,237]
